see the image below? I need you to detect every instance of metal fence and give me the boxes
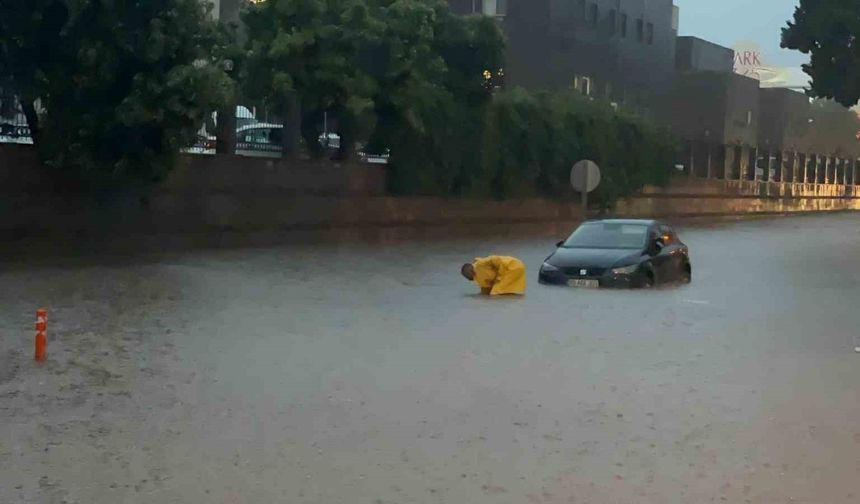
[1,94,387,163]
[183,104,285,156]
[194,105,388,163]
[233,105,284,158]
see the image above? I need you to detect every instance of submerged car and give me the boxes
[539,219,692,288]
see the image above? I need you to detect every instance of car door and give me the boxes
[648,224,672,283]
[645,226,670,281]
[658,224,685,281]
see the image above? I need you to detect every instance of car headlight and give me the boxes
[611,264,639,275]
[541,262,559,272]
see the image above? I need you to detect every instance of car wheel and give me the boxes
[682,263,692,284]
[643,271,655,289]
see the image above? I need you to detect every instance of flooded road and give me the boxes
[2,213,860,503]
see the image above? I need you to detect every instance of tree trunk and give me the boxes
[335,111,354,162]
[280,92,301,159]
[19,96,40,146]
[301,108,325,159]
[215,104,236,155]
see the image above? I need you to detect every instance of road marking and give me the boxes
[682,299,711,305]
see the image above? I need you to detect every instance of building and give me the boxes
[662,36,761,180]
[664,36,860,185]
[448,0,507,17]
[758,89,860,185]
[449,0,679,112]
[451,1,860,188]
[675,36,733,73]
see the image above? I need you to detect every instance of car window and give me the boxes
[563,222,649,249]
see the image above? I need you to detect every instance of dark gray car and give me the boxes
[538,219,692,288]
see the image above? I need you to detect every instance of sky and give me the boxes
[674,0,806,68]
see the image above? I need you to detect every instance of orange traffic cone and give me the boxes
[35,309,47,362]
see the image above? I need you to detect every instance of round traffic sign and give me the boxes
[570,160,601,193]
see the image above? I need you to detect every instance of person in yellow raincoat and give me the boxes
[461,256,527,296]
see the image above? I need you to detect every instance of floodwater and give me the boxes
[2,213,860,503]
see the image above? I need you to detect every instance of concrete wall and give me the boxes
[3,146,860,246]
[723,74,761,146]
[759,88,812,153]
[617,177,860,217]
[675,36,734,73]
[0,147,386,196]
[663,72,730,143]
[662,71,759,148]
[0,146,584,241]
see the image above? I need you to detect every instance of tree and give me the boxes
[364,0,505,194]
[241,0,504,166]
[0,0,233,188]
[242,0,381,160]
[782,0,860,107]
[0,0,69,145]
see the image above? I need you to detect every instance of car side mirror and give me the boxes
[647,238,663,255]
[556,240,564,248]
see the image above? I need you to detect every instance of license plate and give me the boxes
[568,279,599,289]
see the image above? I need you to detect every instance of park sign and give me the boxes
[732,41,792,87]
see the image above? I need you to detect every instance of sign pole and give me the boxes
[571,159,601,220]
[581,168,589,218]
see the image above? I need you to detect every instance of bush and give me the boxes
[386,88,678,207]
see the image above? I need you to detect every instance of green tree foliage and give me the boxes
[807,99,860,157]
[0,0,233,188]
[367,1,505,195]
[242,0,381,158]
[242,0,674,204]
[0,0,69,144]
[461,89,675,205]
[782,0,860,107]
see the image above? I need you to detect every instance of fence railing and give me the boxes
[188,105,389,163]
[0,94,388,163]
[0,94,33,145]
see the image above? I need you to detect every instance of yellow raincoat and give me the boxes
[472,256,527,296]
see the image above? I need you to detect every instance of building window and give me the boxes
[636,19,644,42]
[589,3,598,28]
[620,13,628,38]
[646,22,654,44]
[473,0,505,17]
[608,10,617,35]
[574,75,592,96]
[495,0,507,16]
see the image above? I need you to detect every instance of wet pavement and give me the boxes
[2,213,860,503]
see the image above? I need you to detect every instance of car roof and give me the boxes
[583,218,659,226]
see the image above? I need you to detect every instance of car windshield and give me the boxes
[563,222,649,249]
